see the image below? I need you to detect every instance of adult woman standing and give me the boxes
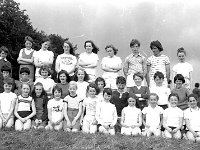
[78,40,99,82]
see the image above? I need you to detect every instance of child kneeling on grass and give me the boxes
[184,94,200,142]
[63,81,83,132]
[45,86,64,131]
[142,93,163,137]
[121,96,142,136]
[14,83,36,131]
[96,88,117,135]
[0,78,17,129]
[163,93,183,139]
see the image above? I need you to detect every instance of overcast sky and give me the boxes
[15,0,200,85]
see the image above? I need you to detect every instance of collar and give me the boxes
[132,53,142,57]
[69,94,77,98]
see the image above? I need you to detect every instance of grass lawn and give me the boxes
[0,128,200,150]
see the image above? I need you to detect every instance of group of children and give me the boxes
[0,37,200,142]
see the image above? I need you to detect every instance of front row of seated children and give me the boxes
[1,77,200,142]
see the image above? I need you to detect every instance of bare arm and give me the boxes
[146,65,151,87]
[73,102,83,121]
[25,100,36,120]
[165,64,170,83]
[5,97,16,122]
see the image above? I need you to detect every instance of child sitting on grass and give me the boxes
[81,83,100,134]
[142,93,163,137]
[163,93,183,139]
[0,78,17,129]
[96,88,117,135]
[121,96,142,136]
[45,86,64,131]
[63,81,83,132]
[184,94,200,142]
[14,83,36,131]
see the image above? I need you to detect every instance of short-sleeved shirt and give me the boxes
[101,55,122,78]
[0,92,17,114]
[17,95,33,111]
[142,105,163,127]
[123,53,146,75]
[64,95,83,109]
[184,107,200,131]
[172,62,193,79]
[76,81,89,99]
[34,78,55,95]
[163,107,183,127]
[122,106,141,126]
[78,52,99,76]
[82,97,99,116]
[56,83,69,99]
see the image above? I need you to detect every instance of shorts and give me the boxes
[17,111,32,118]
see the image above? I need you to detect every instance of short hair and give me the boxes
[174,74,185,84]
[116,76,126,85]
[52,85,62,96]
[177,47,186,56]
[1,65,11,74]
[21,83,31,90]
[19,67,30,75]
[0,46,9,54]
[39,65,51,76]
[153,71,164,80]
[95,77,106,88]
[84,40,99,54]
[150,40,163,52]
[130,39,140,47]
[74,67,89,82]
[188,94,198,102]
[69,81,77,89]
[41,37,51,45]
[133,73,144,80]
[168,93,179,101]
[86,82,100,95]
[57,70,71,83]
[63,40,75,55]
[195,83,200,88]
[24,36,33,43]
[3,77,13,85]
[149,93,159,100]
[105,44,118,55]
[103,88,112,96]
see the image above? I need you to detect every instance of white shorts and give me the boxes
[121,127,141,136]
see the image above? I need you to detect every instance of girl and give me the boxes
[34,65,55,98]
[80,83,100,134]
[14,83,36,131]
[101,44,122,90]
[121,97,142,136]
[56,70,71,99]
[96,88,117,135]
[17,36,35,81]
[63,81,83,132]
[184,94,200,141]
[74,67,89,99]
[172,48,193,90]
[147,40,170,88]
[33,38,54,79]
[95,77,106,102]
[55,40,77,79]
[171,74,190,110]
[31,82,48,129]
[163,93,183,139]
[78,40,99,82]
[45,86,64,131]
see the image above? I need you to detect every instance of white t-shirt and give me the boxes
[55,53,77,76]
[184,107,200,131]
[172,62,193,78]
[163,107,183,127]
[150,86,171,105]
[95,101,117,126]
[17,95,33,111]
[47,98,64,123]
[122,106,141,126]
[82,97,99,116]
[64,95,83,109]
[34,78,55,95]
[78,52,99,76]
[101,55,122,78]
[76,81,89,99]
[0,92,17,114]
[142,105,163,127]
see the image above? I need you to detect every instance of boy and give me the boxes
[0,78,17,129]
[142,93,163,137]
[129,73,150,110]
[0,65,15,93]
[150,71,171,110]
[123,39,146,92]
[110,76,129,132]
[15,67,34,95]
[96,88,117,135]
